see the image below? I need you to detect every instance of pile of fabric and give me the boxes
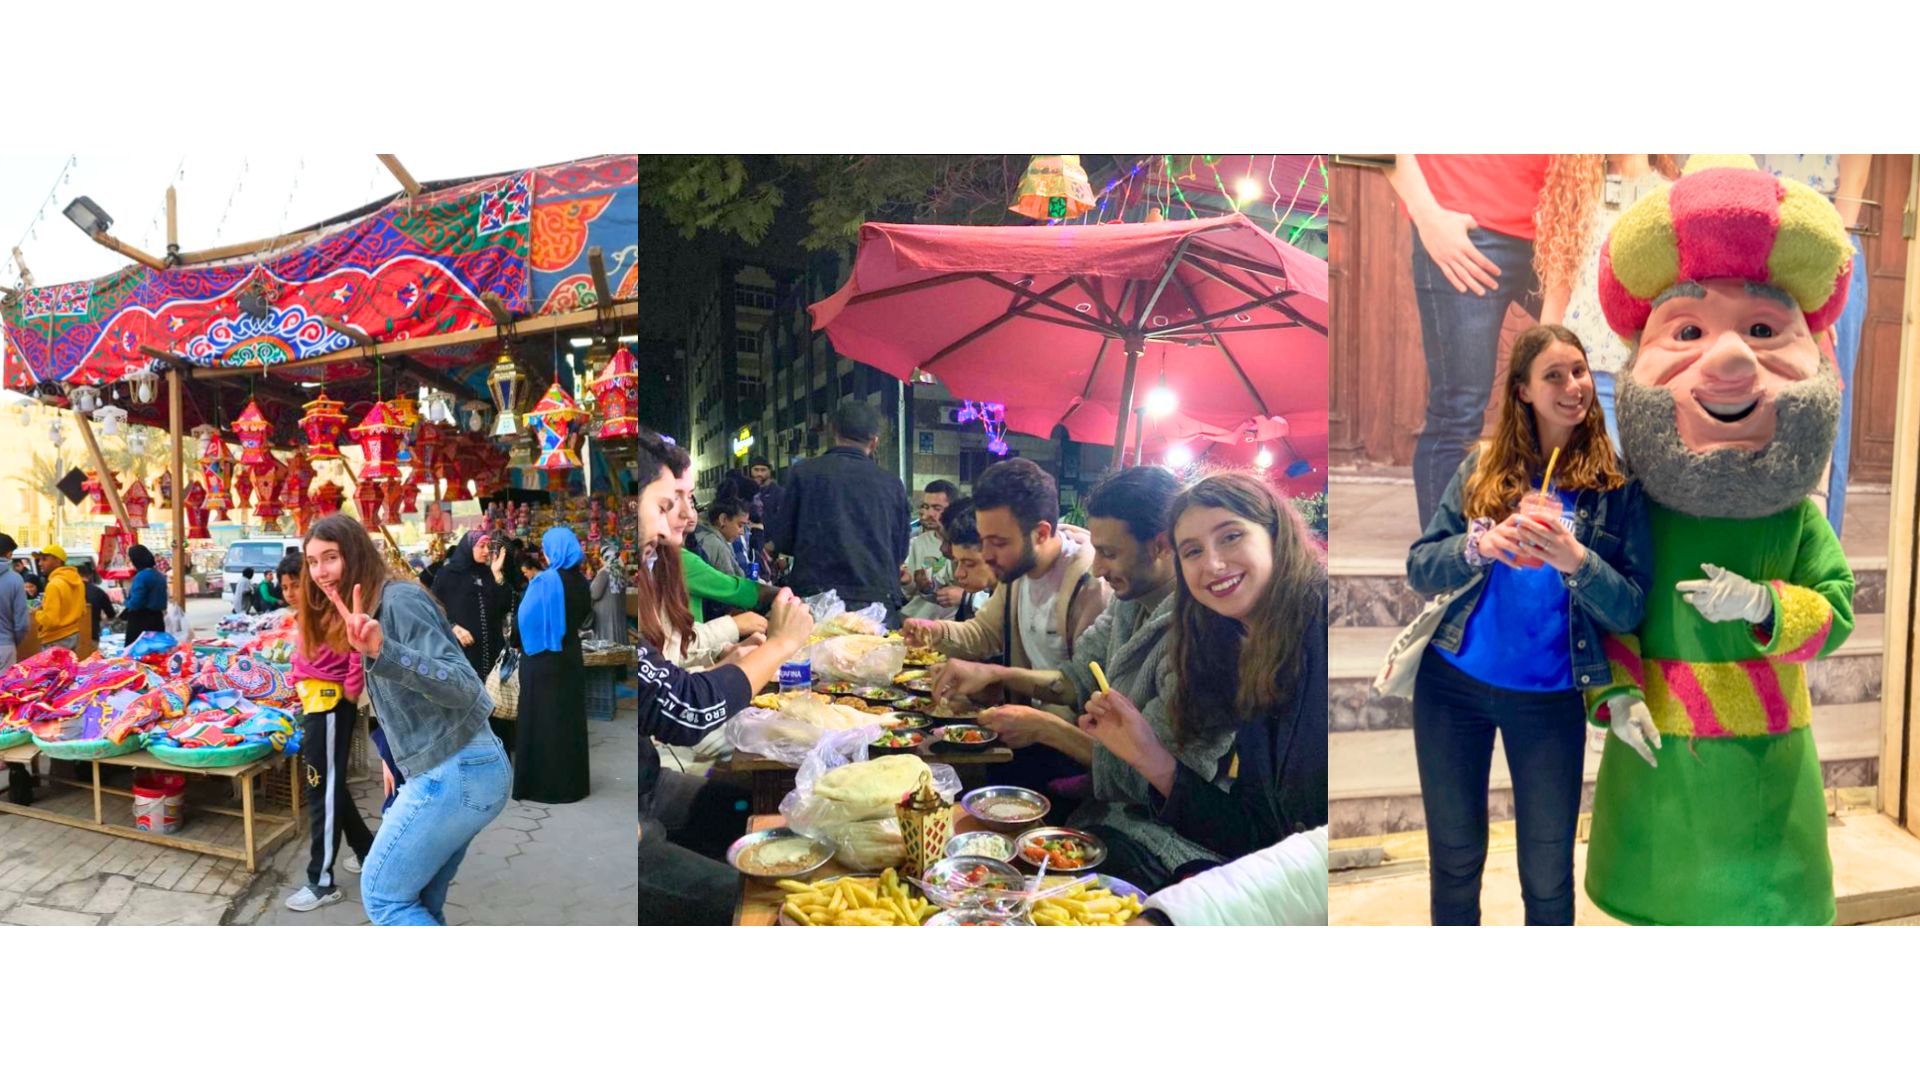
[15,653,159,742]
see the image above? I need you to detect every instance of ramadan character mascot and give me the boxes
[1585,155,1855,925]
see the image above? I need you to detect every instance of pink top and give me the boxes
[291,642,364,700]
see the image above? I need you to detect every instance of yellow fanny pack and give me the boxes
[297,679,344,715]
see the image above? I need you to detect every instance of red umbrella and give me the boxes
[808,213,1327,469]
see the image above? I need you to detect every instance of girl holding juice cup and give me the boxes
[1403,324,1652,924]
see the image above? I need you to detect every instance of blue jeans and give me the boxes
[1827,233,1867,540]
[1412,650,1585,925]
[1411,228,1541,530]
[362,727,511,926]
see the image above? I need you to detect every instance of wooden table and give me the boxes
[716,745,1016,815]
[735,807,999,925]
[0,744,302,872]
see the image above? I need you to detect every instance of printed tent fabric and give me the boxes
[1,154,639,390]
[808,213,1330,471]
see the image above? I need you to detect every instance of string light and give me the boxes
[955,399,1009,456]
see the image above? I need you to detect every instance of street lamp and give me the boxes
[62,196,113,236]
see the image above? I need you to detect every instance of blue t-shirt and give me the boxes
[1437,488,1577,693]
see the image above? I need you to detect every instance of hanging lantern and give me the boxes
[128,426,150,456]
[400,467,423,514]
[233,467,255,514]
[185,480,210,540]
[48,417,65,448]
[194,425,233,521]
[526,381,589,476]
[154,468,173,511]
[487,352,521,436]
[414,420,446,474]
[380,477,406,522]
[591,345,640,440]
[311,479,344,519]
[253,462,284,530]
[122,478,152,530]
[466,402,491,434]
[1009,155,1095,221]
[83,470,110,515]
[15,403,32,427]
[384,393,422,449]
[126,364,160,405]
[353,480,384,527]
[93,403,128,438]
[69,383,102,416]
[350,401,407,482]
[231,399,275,468]
[298,393,350,461]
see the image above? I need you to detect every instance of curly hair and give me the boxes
[1462,324,1624,521]
[1532,155,1680,297]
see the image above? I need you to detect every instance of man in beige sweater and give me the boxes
[903,459,1110,705]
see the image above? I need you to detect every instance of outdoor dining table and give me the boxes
[734,806,998,925]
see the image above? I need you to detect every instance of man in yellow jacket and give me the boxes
[32,544,87,651]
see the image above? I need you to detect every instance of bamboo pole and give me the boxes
[168,367,187,609]
[165,185,179,264]
[91,232,168,272]
[377,155,423,197]
[11,247,34,286]
[73,411,136,536]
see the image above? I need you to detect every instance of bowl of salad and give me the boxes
[920,855,1027,915]
[869,728,927,756]
[1013,827,1107,873]
[931,724,998,753]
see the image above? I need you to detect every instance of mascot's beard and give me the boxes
[1616,360,1841,520]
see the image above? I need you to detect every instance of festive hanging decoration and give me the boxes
[231,399,276,470]
[591,345,639,439]
[282,452,313,534]
[400,466,423,514]
[126,363,160,405]
[233,467,255,514]
[122,478,151,530]
[1010,155,1095,221]
[349,401,407,482]
[488,352,522,436]
[92,403,128,438]
[154,467,173,512]
[193,424,233,521]
[311,479,345,519]
[527,381,588,485]
[385,394,421,434]
[97,524,134,583]
[128,426,150,456]
[68,383,101,416]
[185,480,210,540]
[83,470,110,516]
[298,393,349,461]
[252,460,284,530]
[414,420,446,476]
[353,480,385,527]
[956,399,1011,456]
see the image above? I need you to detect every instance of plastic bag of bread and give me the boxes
[781,728,960,836]
[809,633,907,685]
[818,818,909,871]
[723,707,826,767]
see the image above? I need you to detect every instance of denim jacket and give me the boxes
[1406,451,1652,692]
[362,581,495,778]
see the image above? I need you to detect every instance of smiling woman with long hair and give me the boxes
[1404,323,1650,925]
[1079,471,1329,866]
[299,513,511,926]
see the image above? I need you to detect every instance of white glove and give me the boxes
[1675,563,1773,624]
[1607,697,1662,768]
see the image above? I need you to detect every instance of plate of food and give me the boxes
[904,646,945,668]
[775,869,936,926]
[896,695,933,713]
[919,856,1027,915]
[1027,875,1148,926]
[895,676,936,694]
[891,669,928,687]
[814,680,860,696]
[929,699,980,720]
[870,728,927,756]
[925,910,1033,926]
[726,828,835,880]
[832,696,895,715]
[944,830,1017,862]
[1013,827,1106,872]
[961,785,1051,828]
[852,685,909,703]
[932,724,997,752]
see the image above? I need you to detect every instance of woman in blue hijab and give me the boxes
[512,526,594,803]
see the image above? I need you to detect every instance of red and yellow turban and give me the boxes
[1597,154,1852,338]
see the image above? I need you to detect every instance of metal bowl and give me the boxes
[725,827,834,880]
[961,785,1052,830]
[944,830,1017,862]
[869,728,928,756]
[853,685,909,703]
[1012,826,1107,873]
[920,855,1028,915]
[886,712,933,732]
[932,724,998,752]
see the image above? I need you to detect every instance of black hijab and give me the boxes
[129,545,156,571]
[431,530,509,676]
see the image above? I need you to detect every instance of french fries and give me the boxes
[1028,880,1144,927]
[775,868,938,926]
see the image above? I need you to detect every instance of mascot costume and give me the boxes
[1585,155,1855,925]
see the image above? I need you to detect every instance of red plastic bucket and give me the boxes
[132,770,187,834]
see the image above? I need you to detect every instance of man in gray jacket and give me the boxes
[931,467,1232,889]
[0,533,28,670]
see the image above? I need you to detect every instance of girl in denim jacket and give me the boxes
[1404,325,1651,925]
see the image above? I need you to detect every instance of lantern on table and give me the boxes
[123,479,152,530]
[591,345,639,439]
[185,480,210,540]
[350,401,407,482]
[1009,154,1095,221]
[895,775,953,879]
[488,351,522,436]
[298,393,349,462]
[311,478,345,519]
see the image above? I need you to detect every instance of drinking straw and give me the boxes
[1540,446,1562,495]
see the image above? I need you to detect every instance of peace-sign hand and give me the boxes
[321,582,384,658]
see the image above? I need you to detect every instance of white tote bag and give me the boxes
[1371,576,1481,701]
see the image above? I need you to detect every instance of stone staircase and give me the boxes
[1328,470,1891,841]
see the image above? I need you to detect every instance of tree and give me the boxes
[26,450,69,543]
[636,155,1024,252]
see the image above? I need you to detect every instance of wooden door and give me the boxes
[1852,153,1910,484]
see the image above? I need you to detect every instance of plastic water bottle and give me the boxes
[779,657,811,699]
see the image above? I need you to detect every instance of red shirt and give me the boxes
[1410,155,1552,240]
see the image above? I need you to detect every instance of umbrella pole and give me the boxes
[1112,338,1141,468]
[1131,410,1145,467]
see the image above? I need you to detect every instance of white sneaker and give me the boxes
[284,886,343,912]
[340,851,362,874]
